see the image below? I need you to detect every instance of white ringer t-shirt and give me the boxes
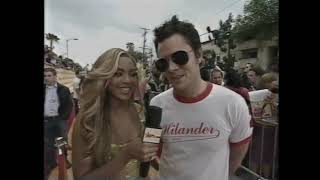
[150,83,252,180]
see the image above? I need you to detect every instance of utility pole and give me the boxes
[140,27,150,65]
[139,46,152,67]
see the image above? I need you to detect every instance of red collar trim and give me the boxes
[174,83,213,104]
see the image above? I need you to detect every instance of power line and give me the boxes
[229,1,245,16]
[214,0,243,16]
[202,0,244,35]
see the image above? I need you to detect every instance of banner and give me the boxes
[249,89,272,120]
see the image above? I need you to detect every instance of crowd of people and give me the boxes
[44,15,278,180]
[200,62,279,179]
[44,45,84,72]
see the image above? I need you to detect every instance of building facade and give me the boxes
[201,37,278,71]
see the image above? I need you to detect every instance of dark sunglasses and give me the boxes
[155,50,191,72]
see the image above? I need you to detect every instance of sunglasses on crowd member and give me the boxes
[155,50,193,72]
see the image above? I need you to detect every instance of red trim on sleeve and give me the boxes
[230,136,252,147]
[173,83,213,103]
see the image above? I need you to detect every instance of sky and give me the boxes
[45,0,247,67]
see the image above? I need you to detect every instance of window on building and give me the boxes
[240,48,258,59]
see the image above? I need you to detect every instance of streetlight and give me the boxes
[66,38,78,58]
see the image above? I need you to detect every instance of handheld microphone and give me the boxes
[140,105,162,177]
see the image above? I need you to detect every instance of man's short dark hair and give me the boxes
[44,68,57,76]
[200,68,211,81]
[225,69,242,88]
[153,15,201,58]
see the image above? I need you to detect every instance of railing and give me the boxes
[240,89,279,180]
[240,120,279,180]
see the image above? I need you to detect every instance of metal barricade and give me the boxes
[241,89,279,180]
[240,120,278,180]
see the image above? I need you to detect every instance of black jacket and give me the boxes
[44,83,73,121]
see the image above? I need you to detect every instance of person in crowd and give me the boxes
[72,48,159,180]
[72,70,83,115]
[224,69,250,105]
[200,67,211,81]
[151,15,253,180]
[210,68,224,86]
[159,73,171,91]
[134,64,152,106]
[247,66,265,90]
[240,72,254,91]
[44,68,73,180]
[243,63,253,74]
[259,72,278,90]
[45,52,54,65]
[148,63,162,93]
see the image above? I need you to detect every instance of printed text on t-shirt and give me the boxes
[162,122,220,143]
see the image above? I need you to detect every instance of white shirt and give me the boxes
[73,77,81,99]
[150,83,253,180]
[44,83,60,117]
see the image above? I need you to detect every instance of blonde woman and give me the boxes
[72,48,159,180]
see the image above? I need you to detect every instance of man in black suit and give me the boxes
[44,68,73,179]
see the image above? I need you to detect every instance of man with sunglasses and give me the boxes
[150,16,253,180]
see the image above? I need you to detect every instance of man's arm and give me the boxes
[60,86,73,120]
[228,95,253,175]
[65,88,73,119]
[229,138,251,175]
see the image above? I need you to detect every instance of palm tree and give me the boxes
[45,33,60,52]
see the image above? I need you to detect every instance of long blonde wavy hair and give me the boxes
[77,48,143,167]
